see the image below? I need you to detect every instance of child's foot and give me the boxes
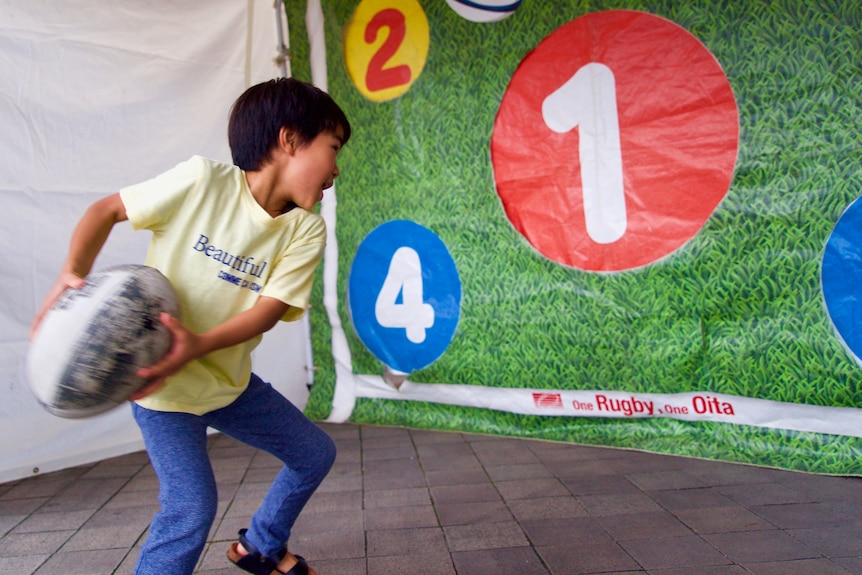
[228,540,317,575]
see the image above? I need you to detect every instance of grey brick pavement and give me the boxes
[1,423,861,575]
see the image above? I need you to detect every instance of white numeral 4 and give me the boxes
[375,247,435,343]
[542,62,626,244]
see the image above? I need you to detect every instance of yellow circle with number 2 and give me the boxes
[343,0,429,102]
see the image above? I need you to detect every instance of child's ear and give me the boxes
[278,127,297,154]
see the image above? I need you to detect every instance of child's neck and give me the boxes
[245,167,292,218]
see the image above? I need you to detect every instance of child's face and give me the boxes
[287,126,345,211]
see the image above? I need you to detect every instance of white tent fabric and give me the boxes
[0,0,310,483]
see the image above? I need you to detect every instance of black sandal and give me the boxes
[227,528,309,575]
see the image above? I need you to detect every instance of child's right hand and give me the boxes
[129,313,205,401]
[29,272,86,341]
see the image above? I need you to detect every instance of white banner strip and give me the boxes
[350,373,862,439]
[306,0,361,424]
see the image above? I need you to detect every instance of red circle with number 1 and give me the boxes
[491,10,738,272]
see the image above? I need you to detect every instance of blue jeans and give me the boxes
[131,374,336,575]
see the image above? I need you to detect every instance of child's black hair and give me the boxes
[228,77,351,171]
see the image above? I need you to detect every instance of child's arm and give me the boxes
[129,296,290,399]
[30,193,128,339]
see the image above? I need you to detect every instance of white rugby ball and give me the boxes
[27,264,180,419]
[445,0,521,23]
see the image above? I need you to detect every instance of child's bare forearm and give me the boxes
[200,296,289,352]
[137,297,289,382]
[31,194,128,339]
[63,193,128,277]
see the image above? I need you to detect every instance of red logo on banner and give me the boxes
[491,10,739,272]
[533,393,564,409]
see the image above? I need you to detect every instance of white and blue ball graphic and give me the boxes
[445,0,522,23]
[822,197,862,366]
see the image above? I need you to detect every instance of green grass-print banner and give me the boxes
[288,0,862,474]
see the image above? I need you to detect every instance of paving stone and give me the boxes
[362,460,426,490]
[33,548,128,575]
[648,566,749,575]
[424,467,490,487]
[703,529,820,563]
[675,505,776,534]
[0,554,49,575]
[831,556,862,574]
[366,526,446,557]
[0,530,75,557]
[506,496,589,522]
[305,557,367,575]
[363,444,418,461]
[316,473,363,493]
[452,547,548,575]
[751,502,851,529]
[364,487,430,509]
[286,507,365,535]
[430,482,500,505]
[578,492,665,516]
[537,540,641,574]
[59,523,147,552]
[485,463,554,482]
[471,441,542,466]
[495,478,571,502]
[304,488,362,513]
[11,510,94,534]
[0,515,25,538]
[419,453,483,472]
[520,517,612,548]
[416,442,475,460]
[620,535,732,570]
[625,469,708,491]
[436,500,514,526]
[716,482,815,506]
[598,511,692,541]
[788,522,862,557]
[561,473,640,496]
[363,504,439,530]
[368,551,456,575]
[649,487,736,512]
[444,521,529,552]
[0,498,49,516]
[289,528,366,561]
[38,478,127,513]
[741,558,854,575]
[410,429,465,445]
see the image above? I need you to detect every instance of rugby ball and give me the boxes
[27,264,180,419]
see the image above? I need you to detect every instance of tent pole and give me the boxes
[274,0,291,78]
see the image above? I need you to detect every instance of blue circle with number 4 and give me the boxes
[348,220,461,374]
[823,197,862,366]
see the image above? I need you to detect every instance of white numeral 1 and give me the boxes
[542,62,626,244]
[375,247,435,344]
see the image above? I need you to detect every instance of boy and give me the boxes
[30,77,351,575]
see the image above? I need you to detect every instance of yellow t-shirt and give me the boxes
[119,156,326,415]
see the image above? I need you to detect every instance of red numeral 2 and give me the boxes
[365,9,412,92]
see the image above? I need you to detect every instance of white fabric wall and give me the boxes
[0,0,310,483]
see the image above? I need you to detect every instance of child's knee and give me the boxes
[174,494,218,529]
[311,431,336,478]
[161,479,217,517]
[321,432,337,470]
